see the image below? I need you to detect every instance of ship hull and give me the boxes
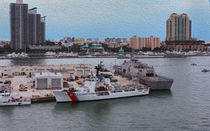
[139,77,173,90]
[53,89,149,103]
[142,80,173,90]
[0,101,31,106]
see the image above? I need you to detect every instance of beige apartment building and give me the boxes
[74,38,85,45]
[130,36,161,50]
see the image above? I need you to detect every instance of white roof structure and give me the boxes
[35,72,62,78]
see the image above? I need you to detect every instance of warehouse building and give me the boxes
[35,72,63,89]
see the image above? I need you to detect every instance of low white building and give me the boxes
[35,72,63,89]
[29,45,62,51]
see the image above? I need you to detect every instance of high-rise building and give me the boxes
[130,36,161,50]
[165,13,205,51]
[10,0,29,51]
[28,8,45,45]
[10,0,46,51]
[40,17,46,44]
[36,14,41,44]
[28,8,38,45]
[166,13,191,41]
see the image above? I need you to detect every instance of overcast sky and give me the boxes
[0,0,210,40]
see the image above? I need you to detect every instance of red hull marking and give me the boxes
[67,92,78,102]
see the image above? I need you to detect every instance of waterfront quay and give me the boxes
[0,64,147,103]
[0,64,92,103]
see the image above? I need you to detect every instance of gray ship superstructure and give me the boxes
[114,59,173,90]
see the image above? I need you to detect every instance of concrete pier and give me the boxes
[0,65,149,103]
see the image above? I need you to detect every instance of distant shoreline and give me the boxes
[0,54,209,60]
[0,56,162,60]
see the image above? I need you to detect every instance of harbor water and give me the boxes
[0,56,210,131]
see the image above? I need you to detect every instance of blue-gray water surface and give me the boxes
[0,56,210,131]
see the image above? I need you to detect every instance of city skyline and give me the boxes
[0,0,210,40]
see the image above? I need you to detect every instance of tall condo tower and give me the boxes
[28,8,38,45]
[40,17,46,44]
[28,8,45,45]
[10,0,29,51]
[10,0,46,51]
[166,13,191,41]
[36,14,41,44]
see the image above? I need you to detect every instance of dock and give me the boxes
[0,65,149,103]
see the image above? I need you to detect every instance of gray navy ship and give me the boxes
[114,58,173,90]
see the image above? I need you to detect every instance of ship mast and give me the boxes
[95,61,103,77]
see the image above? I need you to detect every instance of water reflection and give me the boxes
[10,58,45,66]
[150,90,172,98]
[0,106,18,128]
[0,106,15,117]
[53,96,148,113]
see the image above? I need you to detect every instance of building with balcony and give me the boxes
[129,36,161,50]
[166,13,191,41]
[165,13,204,51]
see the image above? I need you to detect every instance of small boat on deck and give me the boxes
[201,69,210,73]
[0,93,31,106]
